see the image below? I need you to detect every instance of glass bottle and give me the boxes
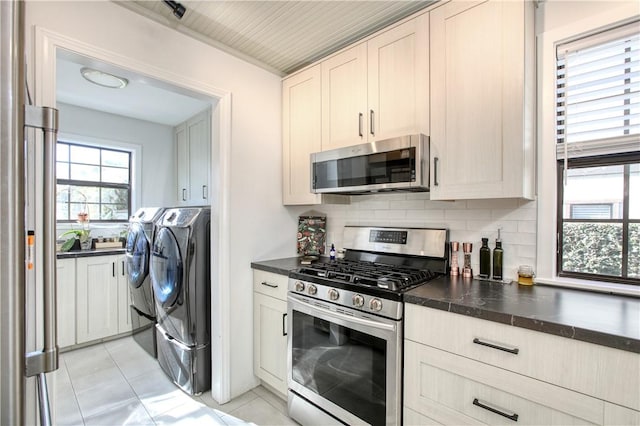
[492,238,503,281]
[479,238,490,278]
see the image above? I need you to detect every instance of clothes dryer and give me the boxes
[125,207,165,357]
[150,207,210,395]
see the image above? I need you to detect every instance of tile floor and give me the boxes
[52,335,298,425]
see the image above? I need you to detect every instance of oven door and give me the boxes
[287,292,402,426]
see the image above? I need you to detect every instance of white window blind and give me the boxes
[556,21,640,160]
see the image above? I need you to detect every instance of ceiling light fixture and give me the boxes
[163,0,186,19]
[80,67,129,89]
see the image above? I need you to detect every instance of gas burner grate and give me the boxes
[297,260,437,291]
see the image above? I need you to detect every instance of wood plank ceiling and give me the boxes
[115,1,435,76]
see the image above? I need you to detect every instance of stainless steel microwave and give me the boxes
[311,134,429,194]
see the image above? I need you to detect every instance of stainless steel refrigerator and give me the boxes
[1,1,59,424]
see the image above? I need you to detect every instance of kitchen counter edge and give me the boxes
[57,248,126,259]
[251,257,640,354]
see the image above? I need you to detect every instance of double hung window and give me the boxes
[56,141,132,223]
[555,21,639,284]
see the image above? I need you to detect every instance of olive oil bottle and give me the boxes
[492,230,503,281]
[479,238,490,278]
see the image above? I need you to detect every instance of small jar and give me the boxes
[517,265,535,286]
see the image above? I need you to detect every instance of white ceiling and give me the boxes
[116,0,435,75]
[56,52,212,126]
[57,1,435,125]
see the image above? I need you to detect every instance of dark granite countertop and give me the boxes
[251,257,308,276]
[57,248,126,259]
[405,276,640,353]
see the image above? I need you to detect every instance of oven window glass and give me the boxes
[313,148,416,190]
[291,311,386,426]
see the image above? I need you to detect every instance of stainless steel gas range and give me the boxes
[287,226,448,426]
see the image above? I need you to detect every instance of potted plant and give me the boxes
[59,229,91,252]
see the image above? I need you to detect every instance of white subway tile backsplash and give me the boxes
[316,193,537,281]
[445,209,492,221]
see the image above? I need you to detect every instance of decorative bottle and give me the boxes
[479,238,490,279]
[329,244,336,261]
[492,231,503,281]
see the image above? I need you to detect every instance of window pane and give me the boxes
[102,150,129,168]
[563,165,624,219]
[56,201,69,222]
[101,204,128,220]
[102,166,129,184]
[631,164,640,219]
[629,223,640,278]
[101,187,128,204]
[56,162,69,179]
[57,143,69,162]
[70,145,100,164]
[562,222,622,276]
[70,164,100,182]
[56,184,69,203]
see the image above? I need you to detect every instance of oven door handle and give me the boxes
[289,295,396,333]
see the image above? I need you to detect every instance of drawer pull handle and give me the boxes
[261,281,278,289]
[473,398,518,422]
[473,337,519,355]
[282,313,287,336]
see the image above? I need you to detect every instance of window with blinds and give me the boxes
[555,20,640,285]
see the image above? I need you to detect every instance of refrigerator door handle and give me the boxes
[24,105,59,379]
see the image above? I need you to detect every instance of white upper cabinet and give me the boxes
[175,108,211,205]
[321,15,429,151]
[367,13,429,142]
[282,64,322,205]
[321,43,368,151]
[429,0,535,200]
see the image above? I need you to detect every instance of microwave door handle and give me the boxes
[289,295,395,333]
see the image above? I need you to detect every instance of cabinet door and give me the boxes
[76,255,119,343]
[430,0,534,200]
[175,122,189,204]
[187,110,211,204]
[253,292,288,396]
[116,255,132,334]
[56,258,76,348]
[282,65,322,205]
[368,15,429,141]
[321,43,368,151]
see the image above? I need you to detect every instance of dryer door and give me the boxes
[150,227,183,309]
[126,222,149,289]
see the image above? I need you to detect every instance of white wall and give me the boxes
[25,0,296,399]
[57,102,175,208]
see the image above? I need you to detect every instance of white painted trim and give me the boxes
[535,277,640,298]
[58,131,143,213]
[536,3,640,295]
[33,27,233,403]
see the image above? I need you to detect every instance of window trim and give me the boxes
[536,3,640,297]
[56,132,142,222]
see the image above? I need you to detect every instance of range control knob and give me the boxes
[328,288,340,301]
[308,284,317,295]
[352,294,365,308]
[294,281,305,292]
[369,298,383,312]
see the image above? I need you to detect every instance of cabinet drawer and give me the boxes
[253,270,288,301]
[404,340,603,425]
[406,304,640,410]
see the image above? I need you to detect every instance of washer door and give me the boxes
[150,227,183,309]
[125,222,149,289]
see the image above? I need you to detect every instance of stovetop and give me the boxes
[295,259,438,292]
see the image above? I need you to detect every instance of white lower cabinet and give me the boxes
[404,304,640,425]
[74,254,131,345]
[253,270,288,396]
[56,258,76,348]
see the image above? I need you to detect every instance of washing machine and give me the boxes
[125,206,165,357]
[150,207,211,395]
